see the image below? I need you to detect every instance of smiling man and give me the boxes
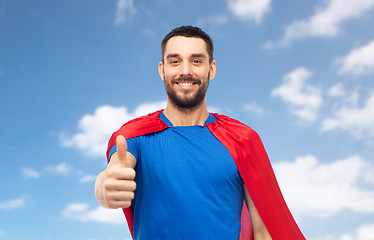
[161,35,213,111]
[95,26,305,240]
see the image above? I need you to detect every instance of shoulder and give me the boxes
[114,109,167,139]
[208,113,264,146]
[210,113,257,134]
[123,109,164,127]
[106,110,166,159]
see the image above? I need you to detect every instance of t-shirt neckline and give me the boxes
[160,111,217,127]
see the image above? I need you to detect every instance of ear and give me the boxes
[209,60,216,81]
[158,61,165,82]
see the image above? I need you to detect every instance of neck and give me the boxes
[163,99,209,126]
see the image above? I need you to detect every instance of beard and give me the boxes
[164,73,210,109]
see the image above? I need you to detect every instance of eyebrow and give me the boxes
[191,54,206,59]
[166,54,179,59]
[166,53,207,59]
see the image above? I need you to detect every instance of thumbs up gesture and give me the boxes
[95,135,137,209]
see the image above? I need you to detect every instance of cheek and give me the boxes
[163,68,178,80]
[198,69,210,79]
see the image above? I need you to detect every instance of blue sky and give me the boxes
[1,0,374,239]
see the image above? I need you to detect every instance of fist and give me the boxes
[103,135,137,209]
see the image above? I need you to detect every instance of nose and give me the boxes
[179,62,192,77]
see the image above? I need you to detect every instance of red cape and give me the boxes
[107,110,305,240]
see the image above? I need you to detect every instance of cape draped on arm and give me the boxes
[106,110,305,240]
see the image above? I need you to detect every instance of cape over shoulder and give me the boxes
[207,113,306,240]
[106,110,306,240]
[106,110,168,161]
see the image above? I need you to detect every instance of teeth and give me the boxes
[179,82,193,87]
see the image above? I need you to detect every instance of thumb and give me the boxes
[116,135,128,167]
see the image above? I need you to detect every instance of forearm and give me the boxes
[251,213,272,240]
[244,185,272,240]
[254,231,272,240]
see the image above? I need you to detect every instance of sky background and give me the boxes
[1,0,374,239]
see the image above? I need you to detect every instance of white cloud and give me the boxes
[0,197,26,210]
[336,40,374,75]
[340,223,374,240]
[131,101,167,118]
[45,162,73,176]
[62,203,125,224]
[322,92,374,140]
[79,174,97,183]
[312,223,374,240]
[0,229,5,236]
[327,83,347,98]
[242,102,264,114]
[207,105,223,114]
[350,223,374,240]
[114,0,136,25]
[274,155,374,218]
[344,88,360,106]
[197,14,228,27]
[272,67,322,122]
[310,236,337,240]
[61,101,166,158]
[22,164,97,183]
[264,0,374,48]
[21,167,40,179]
[227,0,271,24]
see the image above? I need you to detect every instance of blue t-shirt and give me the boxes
[110,112,244,240]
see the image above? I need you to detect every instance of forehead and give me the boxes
[164,36,208,57]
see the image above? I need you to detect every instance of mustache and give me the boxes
[171,77,201,84]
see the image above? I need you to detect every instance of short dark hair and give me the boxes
[161,26,214,63]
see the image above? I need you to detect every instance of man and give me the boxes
[95,26,305,240]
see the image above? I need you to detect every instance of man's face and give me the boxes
[159,36,216,109]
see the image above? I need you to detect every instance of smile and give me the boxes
[176,81,197,89]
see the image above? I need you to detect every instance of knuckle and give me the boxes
[128,191,135,200]
[106,168,116,178]
[106,200,116,209]
[127,168,136,179]
[104,180,114,190]
[129,181,137,191]
[123,201,132,208]
[104,191,113,201]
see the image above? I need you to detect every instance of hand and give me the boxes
[101,135,137,209]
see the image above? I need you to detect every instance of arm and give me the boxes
[95,136,137,209]
[244,185,272,240]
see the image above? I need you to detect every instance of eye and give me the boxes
[170,60,179,65]
[193,59,202,64]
